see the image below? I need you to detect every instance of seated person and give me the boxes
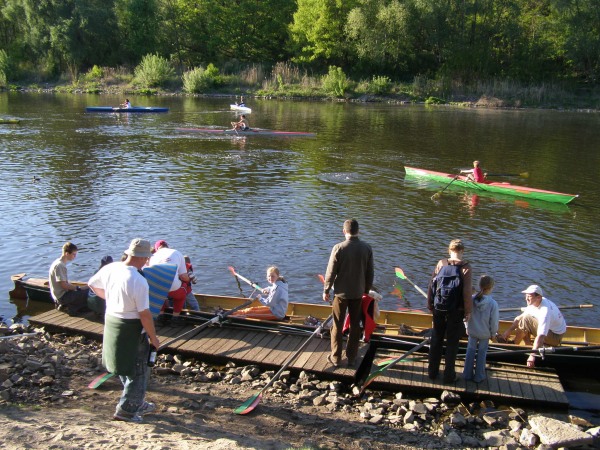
[231,114,250,131]
[461,160,486,183]
[120,99,131,109]
[501,284,566,367]
[231,266,288,320]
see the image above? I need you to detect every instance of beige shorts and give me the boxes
[518,315,563,346]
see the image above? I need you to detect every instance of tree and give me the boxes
[115,0,160,64]
[290,0,359,68]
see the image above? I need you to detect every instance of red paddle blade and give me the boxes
[317,274,325,284]
[88,372,114,389]
[394,267,407,280]
[228,266,236,276]
[234,392,263,415]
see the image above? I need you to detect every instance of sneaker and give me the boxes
[113,412,143,423]
[138,401,156,415]
[346,359,357,368]
[327,355,340,367]
[443,374,459,383]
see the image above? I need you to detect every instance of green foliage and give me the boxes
[82,65,104,82]
[322,66,350,97]
[425,96,445,105]
[134,54,175,88]
[182,64,221,93]
[367,75,391,95]
[0,49,8,87]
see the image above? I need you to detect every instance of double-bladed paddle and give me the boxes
[234,314,333,415]
[88,299,253,389]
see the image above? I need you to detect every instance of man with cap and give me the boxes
[149,240,190,324]
[501,284,567,367]
[88,238,161,423]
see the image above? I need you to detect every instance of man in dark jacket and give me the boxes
[323,219,374,367]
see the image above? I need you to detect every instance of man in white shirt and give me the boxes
[89,238,160,423]
[502,284,567,367]
[149,240,190,324]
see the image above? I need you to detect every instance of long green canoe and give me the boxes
[404,166,578,204]
[0,118,20,124]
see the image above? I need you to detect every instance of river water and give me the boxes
[1,93,599,330]
[2,92,600,416]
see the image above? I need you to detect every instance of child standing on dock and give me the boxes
[463,275,499,383]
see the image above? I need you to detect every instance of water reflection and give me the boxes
[1,94,599,329]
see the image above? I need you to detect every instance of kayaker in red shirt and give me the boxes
[461,160,486,183]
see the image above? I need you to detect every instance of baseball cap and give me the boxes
[522,284,543,296]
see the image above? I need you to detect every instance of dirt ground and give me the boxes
[0,369,448,450]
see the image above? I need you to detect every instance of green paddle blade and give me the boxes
[394,267,407,280]
[234,392,262,415]
[88,372,114,389]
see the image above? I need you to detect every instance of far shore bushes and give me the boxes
[2,56,599,111]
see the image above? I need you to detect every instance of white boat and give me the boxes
[230,104,252,113]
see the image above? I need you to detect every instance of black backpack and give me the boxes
[432,263,463,311]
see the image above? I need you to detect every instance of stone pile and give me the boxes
[1,325,598,448]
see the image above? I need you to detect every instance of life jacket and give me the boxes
[342,294,377,342]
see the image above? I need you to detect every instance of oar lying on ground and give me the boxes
[360,335,431,395]
[234,314,333,415]
[0,332,40,340]
[88,299,253,389]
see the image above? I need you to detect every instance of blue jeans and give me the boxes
[463,335,489,382]
[185,291,200,311]
[117,333,150,415]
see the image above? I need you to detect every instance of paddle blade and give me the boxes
[394,267,407,280]
[88,372,114,389]
[520,172,529,178]
[234,392,262,415]
[227,266,236,276]
[317,274,325,285]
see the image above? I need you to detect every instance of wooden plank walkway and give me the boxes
[28,310,365,381]
[29,310,569,409]
[367,348,569,409]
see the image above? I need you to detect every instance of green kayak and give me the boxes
[404,166,578,205]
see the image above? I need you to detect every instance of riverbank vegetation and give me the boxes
[1,0,600,109]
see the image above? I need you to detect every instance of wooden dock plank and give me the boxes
[367,348,568,409]
[26,310,569,409]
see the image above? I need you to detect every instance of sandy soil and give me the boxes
[0,367,449,450]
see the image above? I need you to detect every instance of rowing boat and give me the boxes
[189,293,599,370]
[10,274,598,368]
[404,166,578,205]
[176,127,316,137]
[230,104,252,113]
[85,106,169,113]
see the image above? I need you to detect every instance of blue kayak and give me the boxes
[86,106,169,113]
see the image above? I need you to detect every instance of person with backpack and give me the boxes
[463,275,499,382]
[426,239,473,383]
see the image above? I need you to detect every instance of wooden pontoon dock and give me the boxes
[28,310,569,409]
